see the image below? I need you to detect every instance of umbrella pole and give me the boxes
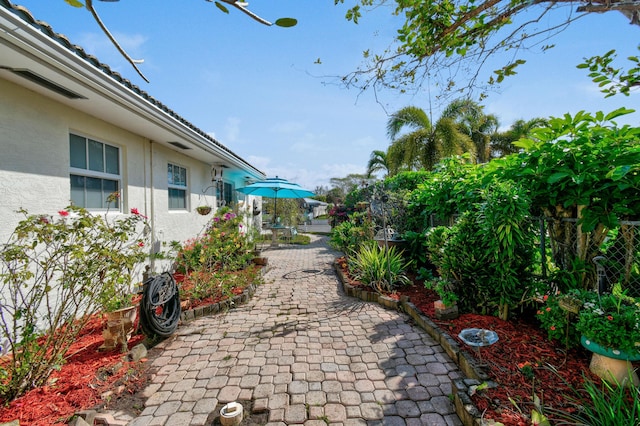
[274,196,278,224]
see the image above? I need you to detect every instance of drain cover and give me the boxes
[458,328,499,347]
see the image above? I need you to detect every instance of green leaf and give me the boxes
[214,1,229,14]
[513,138,536,150]
[607,165,632,181]
[64,0,84,7]
[275,18,298,28]
[532,410,551,426]
[604,107,635,121]
[547,172,569,184]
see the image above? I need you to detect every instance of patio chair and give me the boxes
[282,226,297,244]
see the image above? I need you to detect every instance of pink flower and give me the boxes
[543,295,548,301]
[137,241,145,247]
[545,307,551,312]
[130,207,148,219]
[58,210,69,217]
[550,326,556,331]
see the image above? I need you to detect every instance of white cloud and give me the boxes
[224,117,241,143]
[269,121,306,134]
[246,155,271,172]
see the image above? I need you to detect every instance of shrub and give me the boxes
[174,207,252,274]
[424,181,537,319]
[349,242,411,293]
[0,205,148,402]
[328,211,374,256]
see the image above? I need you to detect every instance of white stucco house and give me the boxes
[0,1,264,271]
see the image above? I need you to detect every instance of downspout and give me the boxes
[149,140,156,273]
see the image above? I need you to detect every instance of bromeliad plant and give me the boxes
[0,203,149,402]
[349,242,411,294]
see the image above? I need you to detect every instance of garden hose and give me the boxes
[139,272,181,338]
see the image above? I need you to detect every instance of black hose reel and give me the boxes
[140,272,181,338]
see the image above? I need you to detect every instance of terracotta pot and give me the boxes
[100,305,137,352]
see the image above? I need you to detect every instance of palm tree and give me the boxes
[441,98,499,164]
[384,105,475,174]
[491,117,548,158]
[366,150,389,178]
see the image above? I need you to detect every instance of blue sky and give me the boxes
[14,1,640,190]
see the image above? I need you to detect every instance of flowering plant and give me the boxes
[576,288,640,354]
[0,201,149,401]
[174,207,252,275]
[537,291,583,348]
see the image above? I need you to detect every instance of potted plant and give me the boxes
[575,286,640,385]
[97,203,150,352]
[196,205,212,215]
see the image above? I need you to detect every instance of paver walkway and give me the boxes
[129,235,464,425]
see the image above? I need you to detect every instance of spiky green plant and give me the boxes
[350,242,410,293]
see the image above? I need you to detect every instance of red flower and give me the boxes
[137,242,145,247]
[58,210,69,217]
[607,315,613,321]
[545,307,551,312]
[543,295,548,301]
[130,207,148,219]
[550,326,556,331]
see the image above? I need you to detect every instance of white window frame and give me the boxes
[167,163,188,210]
[69,133,122,210]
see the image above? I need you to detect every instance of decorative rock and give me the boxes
[434,300,459,320]
[74,410,97,424]
[128,343,147,362]
[67,417,90,426]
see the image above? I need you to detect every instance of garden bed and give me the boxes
[0,267,264,426]
[335,256,606,425]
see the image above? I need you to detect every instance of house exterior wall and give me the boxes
[0,78,252,274]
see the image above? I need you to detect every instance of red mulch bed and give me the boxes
[0,271,256,425]
[0,315,147,426]
[336,257,607,425]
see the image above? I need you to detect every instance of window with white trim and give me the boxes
[69,133,121,209]
[167,163,187,210]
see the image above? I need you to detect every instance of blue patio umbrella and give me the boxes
[236,177,314,223]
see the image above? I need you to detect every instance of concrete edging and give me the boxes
[333,259,488,426]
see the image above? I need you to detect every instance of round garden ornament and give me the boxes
[581,335,640,386]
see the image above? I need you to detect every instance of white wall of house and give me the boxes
[0,78,254,274]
